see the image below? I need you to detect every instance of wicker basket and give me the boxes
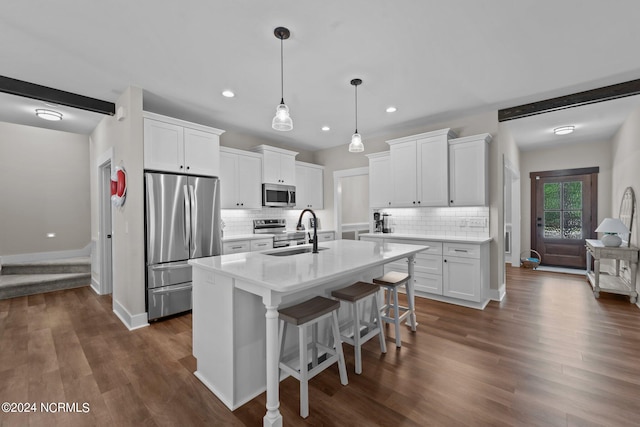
[520,250,541,269]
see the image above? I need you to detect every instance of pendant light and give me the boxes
[349,78,364,152]
[272,27,293,131]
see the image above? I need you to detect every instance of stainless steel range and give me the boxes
[253,219,306,248]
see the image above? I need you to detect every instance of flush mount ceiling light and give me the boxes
[348,78,364,152]
[271,27,293,131]
[386,106,397,113]
[321,126,330,131]
[35,109,63,121]
[222,90,235,98]
[554,125,575,135]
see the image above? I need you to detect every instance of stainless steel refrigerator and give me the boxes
[145,172,222,320]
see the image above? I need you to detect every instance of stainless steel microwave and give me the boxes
[262,183,296,207]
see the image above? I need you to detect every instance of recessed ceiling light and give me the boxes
[554,126,575,135]
[386,106,397,113]
[35,109,63,121]
[222,90,235,98]
[321,126,330,131]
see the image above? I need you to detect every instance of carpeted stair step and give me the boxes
[1,257,90,275]
[0,273,91,299]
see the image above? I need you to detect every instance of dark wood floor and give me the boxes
[2,267,640,426]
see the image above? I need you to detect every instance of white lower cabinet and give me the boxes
[365,235,490,309]
[316,231,334,242]
[223,238,273,255]
[443,254,481,301]
[223,241,251,254]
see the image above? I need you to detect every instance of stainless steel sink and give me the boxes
[265,247,328,256]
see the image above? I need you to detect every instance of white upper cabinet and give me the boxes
[448,134,491,206]
[219,147,262,209]
[251,145,297,185]
[417,135,449,206]
[367,152,392,208]
[387,128,456,207]
[296,162,324,209]
[143,112,224,177]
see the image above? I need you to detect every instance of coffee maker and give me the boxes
[382,213,391,233]
[373,212,383,233]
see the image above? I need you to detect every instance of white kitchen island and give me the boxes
[188,239,427,427]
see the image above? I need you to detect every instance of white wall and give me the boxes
[90,87,146,329]
[340,174,369,224]
[519,139,612,254]
[0,122,90,257]
[610,105,640,291]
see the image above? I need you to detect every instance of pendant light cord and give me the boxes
[280,36,284,104]
[354,84,358,133]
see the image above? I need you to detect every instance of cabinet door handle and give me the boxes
[186,166,190,170]
[231,246,243,249]
[454,249,468,253]
[256,243,267,246]
[444,259,447,263]
[450,200,454,204]
[180,165,184,169]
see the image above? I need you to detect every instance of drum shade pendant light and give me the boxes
[348,78,364,152]
[272,27,293,131]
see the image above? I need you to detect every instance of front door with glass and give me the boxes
[531,168,598,269]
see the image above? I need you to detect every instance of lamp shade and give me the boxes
[349,133,364,152]
[595,218,629,234]
[272,103,293,131]
[595,218,629,247]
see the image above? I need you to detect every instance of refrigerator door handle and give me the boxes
[183,185,191,251]
[189,184,197,256]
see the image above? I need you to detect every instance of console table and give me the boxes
[585,239,639,303]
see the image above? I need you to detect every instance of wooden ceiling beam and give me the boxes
[0,75,115,115]
[498,78,640,122]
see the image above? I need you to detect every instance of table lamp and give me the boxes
[595,218,629,247]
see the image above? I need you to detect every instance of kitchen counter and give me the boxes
[189,239,426,426]
[222,233,274,242]
[360,232,492,244]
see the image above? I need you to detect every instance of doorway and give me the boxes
[530,167,598,268]
[97,149,114,295]
[333,167,369,239]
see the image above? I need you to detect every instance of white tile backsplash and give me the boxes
[221,208,306,236]
[376,207,489,238]
[223,206,490,239]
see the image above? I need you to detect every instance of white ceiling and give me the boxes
[2,1,640,151]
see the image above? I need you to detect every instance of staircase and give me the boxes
[0,257,91,300]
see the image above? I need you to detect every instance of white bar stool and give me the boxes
[331,281,387,374]
[373,271,416,347]
[278,296,349,418]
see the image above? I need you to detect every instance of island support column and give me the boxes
[263,294,283,427]
[407,254,418,330]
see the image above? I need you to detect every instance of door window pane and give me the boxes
[544,211,561,238]
[544,183,561,210]
[563,211,582,239]
[563,182,582,210]
[542,180,583,240]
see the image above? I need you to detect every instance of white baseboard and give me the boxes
[91,277,101,295]
[489,283,506,302]
[113,298,149,331]
[0,244,91,265]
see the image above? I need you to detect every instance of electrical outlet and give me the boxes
[468,218,487,228]
[457,219,467,227]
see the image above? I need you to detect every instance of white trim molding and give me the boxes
[0,244,91,265]
[113,299,149,331]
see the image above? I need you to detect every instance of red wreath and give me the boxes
[111,166,127,207]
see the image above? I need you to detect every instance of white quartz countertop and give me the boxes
[222,234,274,242]
[359,233,492,244]
[189,239,427,293]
